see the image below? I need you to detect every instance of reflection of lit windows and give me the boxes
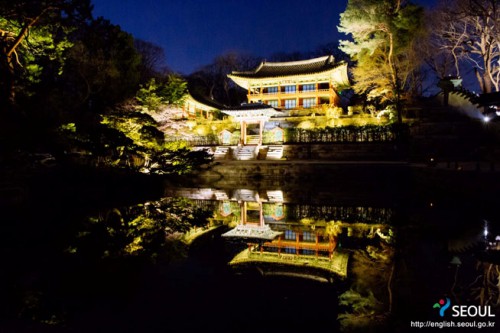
[284,99,296,109]
[303,98,316,108]
[285,230,296,240]
[267,86,278,94]
[267,100,278,108]
[303,232,316,242]
[302,84,314,91]
[266,246,279,253]
[284,85,296,93]
[274,204,283,218]
[284,247,296,254]
[220,201,232,216]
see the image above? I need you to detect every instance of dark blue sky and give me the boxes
[91,0,437,75]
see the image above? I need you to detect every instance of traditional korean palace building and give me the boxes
[228,55,349,109]
[182,92,223,119]
[185,55,350,160]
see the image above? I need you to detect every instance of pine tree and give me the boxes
[338,0,424,124]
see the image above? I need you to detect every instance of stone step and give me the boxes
[214,146,229,159]
[236,146,256,160]
[266,145,284,160]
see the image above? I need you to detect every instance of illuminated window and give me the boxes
[267,100,278,108]
[284,247,296,254]
[285,230,296,240]
[302,249,315,255]
[267,86,278,94]
[284,99,296,109]
[303,232,316,242]
[303,98,316,108]
[284,85,296,93]
[302,84,315,91]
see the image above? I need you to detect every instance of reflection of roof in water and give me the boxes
[222,224,282,241]
[229,248,349,278]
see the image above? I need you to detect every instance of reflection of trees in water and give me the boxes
[337,225,395,332]
[288,205,393,225]
[449,258,500,312]
[13,198,213,328]
[447,224,500,313]
[73,197,213,259]
[469,262,500,307]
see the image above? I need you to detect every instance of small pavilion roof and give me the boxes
[229,55,341,78]
[222,224,282,241]
[222,103,283,118]
[187,90,224,110]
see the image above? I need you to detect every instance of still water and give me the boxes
[2,171,500,332]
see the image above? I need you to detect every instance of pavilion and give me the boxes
[228,55,350,109]
[221,102,282,145]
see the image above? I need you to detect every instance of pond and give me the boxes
[1,168,499,332]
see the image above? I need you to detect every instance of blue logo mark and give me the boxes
[433,298,451,317]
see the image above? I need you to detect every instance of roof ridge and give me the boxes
[230,55,334,76]
[262,55,332,67]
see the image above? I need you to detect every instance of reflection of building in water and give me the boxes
[163,187,394,279]
[221,189,348,278]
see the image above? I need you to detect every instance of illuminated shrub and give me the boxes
[297,120,315,129]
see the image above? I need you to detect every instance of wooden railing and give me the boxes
[249,88,332,96]
[282,125,401,144]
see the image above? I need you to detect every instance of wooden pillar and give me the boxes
[296,231,300,256]
[259,202,264,227]
[259,120,264,145]
[277,84,281,108]
[315,233,319,257]
[241,120,246,145]
[241,201,247,225]
[329,237,333,260]
[315,82,319,107]
[278,235,282,255]
[329,79,334,105]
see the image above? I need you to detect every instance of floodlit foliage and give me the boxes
[338,0,424,123]
[136,75,187,112]
[136,78,165,111]
[0,0,92,109]
[72,198,213,259]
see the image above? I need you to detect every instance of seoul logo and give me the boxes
[433,297,495,318]
[433,297,451,317]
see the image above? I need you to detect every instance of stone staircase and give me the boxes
[214,146,230,160]
[235,146,257,160]
[246,135,260,145]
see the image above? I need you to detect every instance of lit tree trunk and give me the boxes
[1,7,54,111]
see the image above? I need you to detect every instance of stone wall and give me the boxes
[200,142,400,161]
[281,143,399,160]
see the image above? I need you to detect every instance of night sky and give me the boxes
[91,0,437,75]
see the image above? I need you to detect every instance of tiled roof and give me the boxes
[222,103,283,117]
[230,55,341,78]
[187,90,224,109]
[223,102,276,111]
